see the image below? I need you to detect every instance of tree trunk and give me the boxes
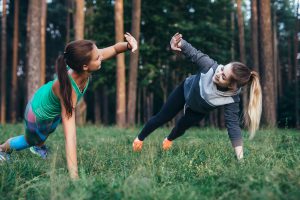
[209,112,214,127]
[40,0,47,85]
[288,37,292,84]
[236,0,248,123]
[75,0,85,40]
[1,0,7,124]
[27,0,42,101]
[66,0,71,44]
[115,0,126,127]
[146,91,153,121]
[74,0,86,125]
[218,107,225,129]
[160,76,168,103]
[75,99,87,125]
[137,87,141,125]
[272,10,278,109]
[94,90,101,124]
[236,0,246,64]
[11,0,19,123]
[258,0,276,126]
[251,0,259,73]
[277,59,283,98]
[230,0,235,60]
[294,2,300,128]
[143,87,147,123]
[102,85,109,124]
[25,0,31,107]
[127,0,141,126]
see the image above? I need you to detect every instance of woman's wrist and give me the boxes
[234,146,244,160]
[127,42,132,51]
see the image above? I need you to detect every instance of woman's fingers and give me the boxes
[175,37,182,45]
[170,34,182,51]
[124,33,138,52]
[173,32,180,38]
[175,34,182,40]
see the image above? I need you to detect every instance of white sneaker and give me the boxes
[0,151,10,162]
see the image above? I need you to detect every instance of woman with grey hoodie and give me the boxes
[133,33,262,160]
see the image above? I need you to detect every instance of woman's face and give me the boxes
[213,63,234,88]
[87,45,103,72]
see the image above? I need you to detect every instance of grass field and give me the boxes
[0,124,299,200]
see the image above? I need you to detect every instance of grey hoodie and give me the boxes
[181,40,242,147]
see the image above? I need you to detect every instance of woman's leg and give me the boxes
[162,109,206,150]
[0,135,31,152]
[167,108,206,141]
[29,116,61,159]
[0,102,35,153]
[137,81,186,141]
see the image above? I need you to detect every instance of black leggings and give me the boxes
[138,81,206,141]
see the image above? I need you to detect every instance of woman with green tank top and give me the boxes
[0,33,138,179]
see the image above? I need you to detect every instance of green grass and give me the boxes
[0,124,299,200]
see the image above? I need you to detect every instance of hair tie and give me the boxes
[63,51,67,58]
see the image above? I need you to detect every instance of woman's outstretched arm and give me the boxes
[170,33,217,73]
[99,32,138,61]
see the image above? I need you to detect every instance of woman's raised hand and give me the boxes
[125,32,138,52]
[170,33,183,52]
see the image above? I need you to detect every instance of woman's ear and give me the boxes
[82,64,88,71]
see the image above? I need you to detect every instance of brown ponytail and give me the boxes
[56,55,73,118]
[55,40,95,118]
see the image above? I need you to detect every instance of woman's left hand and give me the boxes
[125,32,138,52]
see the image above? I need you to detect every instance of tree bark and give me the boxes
[102,85,109,124]
[66,0,72,44]
[137,87,141,125]
[145,91,153,121]
[127,0,141,126]
[40,0,47,85]
[94,90,101,124]
[115,0,126,127]
[1,0,7,124]
[75,0,85,40]
[74,0,87,125]
[218,107,225,129]
[11,0,19,123]
[236,0,246,64]
[27,0,42,101]
[230,0,235,60]
[143,87,147,123]
[251,0,259,73]
[288,37,292,84]
[258,0,276,126]
[294,2,300,128]
[236,0,248,123]
[272,10,278,109]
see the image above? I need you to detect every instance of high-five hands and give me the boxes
[170,32,183,52]
[125,32,138,52]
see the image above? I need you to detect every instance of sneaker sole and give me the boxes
[30,147,41,157]
[0,152,10,162]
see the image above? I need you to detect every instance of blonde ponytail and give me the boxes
[244,71,262,139]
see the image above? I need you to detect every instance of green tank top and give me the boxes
[31,74,90,120]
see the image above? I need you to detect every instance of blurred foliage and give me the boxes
[1,0,299,126]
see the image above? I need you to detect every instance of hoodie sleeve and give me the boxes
[181,39,218,73]
[224,102,243,147]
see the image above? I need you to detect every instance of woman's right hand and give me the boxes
[170,33,183,52]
